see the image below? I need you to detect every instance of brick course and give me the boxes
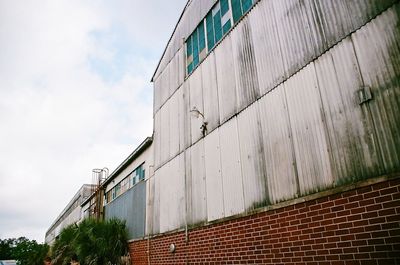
[129,177,400,265]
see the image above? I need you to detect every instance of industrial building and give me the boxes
[45,184,94,244]
[128,0,400,264]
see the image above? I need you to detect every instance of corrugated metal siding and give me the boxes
[160,101,170,165]
[145,178,155,235]
[189,66,204,144]
[105,182,146,240]
[188,139,207,224]
[204,128,225,221]
[231,16,259,112]
[219,117,245,217]
[152,170,161,234]
[285,63,334,195]
[154,78,162,113]
[237,101,268,210]
[215,35,237,123]
[159,154,186,233]
[248,0,285,95]
[201,52,220,132]
[153,111,161,169]
[314,37,383,183]
[169,50,181,97]
[258,84,298,203]
[273,0,320,77]
[159,63,171,109]
[169,91,180,158]
[178,83,191,152]
[352,5,400,172]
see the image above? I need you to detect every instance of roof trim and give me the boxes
[151,0,191,82]
[102,136,152,187]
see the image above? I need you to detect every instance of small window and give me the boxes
[231,0,253,23]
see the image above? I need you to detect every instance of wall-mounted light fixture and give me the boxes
[190,106,208,136]
[169,243,176,253]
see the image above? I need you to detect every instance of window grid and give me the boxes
[186,0,254,76]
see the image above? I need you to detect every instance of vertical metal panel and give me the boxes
[177,48,185,89]
[179,82,191,152]
[248,0,285,95]
[153,111,161,169]
[231,16,260,112]
[105,182,146,240]
[159,64,170,108]
[169,91,180,158]
[237,102,268,210]
[315,37,383,183]
[204,128,225,221]
[201,52,220,132]
[159,154,186,233]
[219,117,245,217]
[273,0,321,77]
[152,169,161,234]
[258,84,298,204]
[344,0,397,33]
[169,52,180,97]
[352,6,400,172]
[145,178,155,235]
[215,35,237,123]
[189,66,204,144]
[188,139,207,224]
[160,101,170,165]
[285,63,333,195]
[153,77,162,112]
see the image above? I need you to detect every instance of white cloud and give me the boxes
[0,0,187,242]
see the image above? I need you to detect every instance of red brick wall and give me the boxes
[129,177,400,265]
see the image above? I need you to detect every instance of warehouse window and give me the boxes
[105,163,146,204]
[186,0,255,76]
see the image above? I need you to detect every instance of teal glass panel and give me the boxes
[221,0,229,16]
[188,63,193,74]
[186,35,192,56]
[206,13,215,51]
[231,0,243,23]
[198,22,206,52]
[242,0,253,13]
[213,11,222,43]
[222,20,231,34]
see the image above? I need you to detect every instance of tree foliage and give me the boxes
[51,218,128,265]
[0,237,49,265]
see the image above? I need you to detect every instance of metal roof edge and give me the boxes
[151,0,191,82]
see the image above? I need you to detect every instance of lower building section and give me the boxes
[129,176,400,265]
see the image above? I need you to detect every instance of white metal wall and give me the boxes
[148,0,400,235]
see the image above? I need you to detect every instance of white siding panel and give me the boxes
[285,64,334,195]
[273,0,321,77]
[179,82,191,152]
[219,117,245,217]
[152,169,161,234]
[189,67,204,144]
[215,35,237,123]
[315,37,382,183]
[204,128,224,221]
[237,102,267,210]
[249,0,285,95]
[231,16,260,112]
[189,139,207,224]
[259,84,298,203]
[154,77,162,112]
[154,111,161,169]
[201,52,220,132]
[352,6,400,172]
[169,91,180,158]
[159,155,185,233]
[159,64,170,108]
[160,101,170,165]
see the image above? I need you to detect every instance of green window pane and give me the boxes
[186,35,192,56]
[192,29,199,58]
[231,0,243,23]
[222,20,231,34]
[220,0,229,16]
[242,0,253,13]
[188,63,193,74]
[206,13,215,51]
[198,22,206,52]
[213,11,222,43]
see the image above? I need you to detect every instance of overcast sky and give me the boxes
[0,0,187,243]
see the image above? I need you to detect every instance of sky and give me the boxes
[0,0,187,243]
